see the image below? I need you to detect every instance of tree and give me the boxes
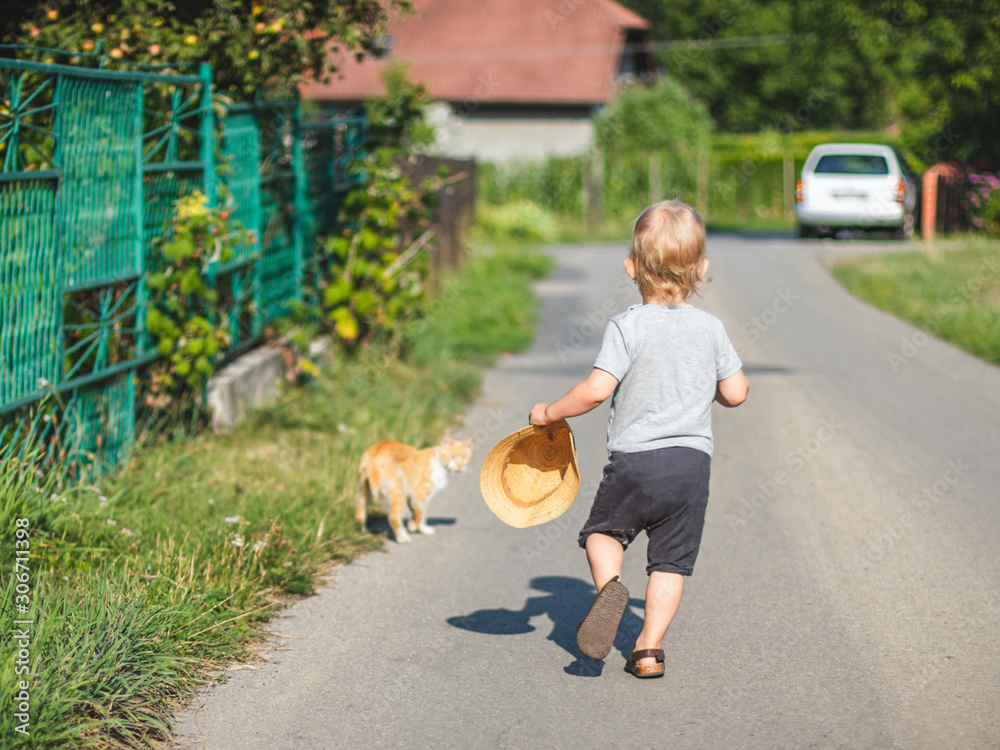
[1,0,413,99]
[620,0,1000,162]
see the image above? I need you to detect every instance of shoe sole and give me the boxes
[576,579,629,660]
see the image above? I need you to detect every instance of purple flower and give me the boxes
[973,217,984,228]
[970,174,982,184]
[988,175,1000,189]
[970,194,981,208]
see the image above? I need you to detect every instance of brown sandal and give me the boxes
[625,648,665,678]
[576,576,629,660]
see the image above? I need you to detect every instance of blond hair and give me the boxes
[628,200,706,302]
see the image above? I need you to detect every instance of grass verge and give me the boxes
[830,238,1000,366]
[0,244,552,749]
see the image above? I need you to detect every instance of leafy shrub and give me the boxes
[146,192,248,391]
[473,201,558,244]
[314,67,446,346]
[967,173,1000,237]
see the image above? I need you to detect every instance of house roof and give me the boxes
[299,0,651,106]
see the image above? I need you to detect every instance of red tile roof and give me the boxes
[299,0,650,106]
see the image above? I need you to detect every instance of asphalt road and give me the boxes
[172,234,1000,750]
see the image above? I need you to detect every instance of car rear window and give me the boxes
[814,154,889,175]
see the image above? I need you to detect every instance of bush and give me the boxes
[473,201,558,244]
[967,174,1000,237]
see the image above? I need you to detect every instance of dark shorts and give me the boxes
[578,446,711,576]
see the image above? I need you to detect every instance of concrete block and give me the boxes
[207,346,288,432]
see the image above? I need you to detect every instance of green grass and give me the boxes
[830,239,1000,366]
[0,244,551,749]
[706,215,796,234]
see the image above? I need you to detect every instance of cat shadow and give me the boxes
[446,575,645,677]
[362,515,457,540]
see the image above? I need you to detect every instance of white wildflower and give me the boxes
[252,540,266,552]
[231,534,244,547]
[208,498,215,505]
[224,516,242,524]
[106,519,117,526]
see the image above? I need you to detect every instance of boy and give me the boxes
[529,200,748,678]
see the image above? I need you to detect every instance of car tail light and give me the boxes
[795,178,804,203]
[895,178,905,203]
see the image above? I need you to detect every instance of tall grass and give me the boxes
[0,243,551,748]
[830,239,1000,366]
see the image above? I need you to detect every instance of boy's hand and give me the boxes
[529,403,551,427]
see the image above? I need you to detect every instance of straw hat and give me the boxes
[480,420,580,528]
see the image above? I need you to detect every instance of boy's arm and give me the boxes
[530,368,619,426]
[715,369,749,407]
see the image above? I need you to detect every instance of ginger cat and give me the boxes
[356,434,474,543]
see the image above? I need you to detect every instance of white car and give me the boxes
[795,143,920,239]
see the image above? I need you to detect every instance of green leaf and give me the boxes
[323,277,353,307]
[162,238,196,262]
[331,307,360,342]
[354,289,379,315]
[179,267,203,296]
[360,228,381,251]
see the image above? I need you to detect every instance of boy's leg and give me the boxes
[633,571,684,665]
[585,533,625,591]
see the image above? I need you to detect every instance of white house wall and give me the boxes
[428,103,595,163]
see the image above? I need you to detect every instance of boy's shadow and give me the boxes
[446,576,644,677]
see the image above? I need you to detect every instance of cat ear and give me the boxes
[441,430,453,445]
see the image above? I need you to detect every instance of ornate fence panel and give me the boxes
[299,107,368,299]
[1,46,371,478]
[219,102,367,346]
[0,56,212,478]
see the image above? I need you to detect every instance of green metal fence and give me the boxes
[0,51,367,478]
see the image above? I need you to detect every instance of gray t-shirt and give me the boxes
[593,303,742,457]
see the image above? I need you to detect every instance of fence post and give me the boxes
[783,153,794,219]
[649,152,660,204]
[292,96,308,304]
[133,81,147,357]
[586,146,603,230]
[697,148,709,217]
[199,62,216,207]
